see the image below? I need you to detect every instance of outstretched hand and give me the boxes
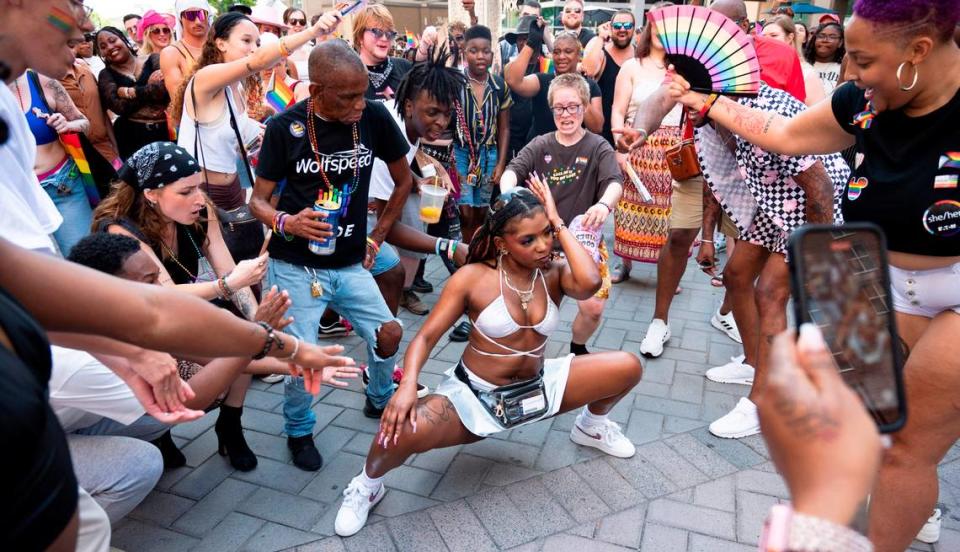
[255,285,293,330]
[757,325,882,525]
[289,343,358,395]
[611,127,647,153]
[310,10,342,37]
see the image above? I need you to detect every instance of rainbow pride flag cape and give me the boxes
[406,30,418,50]
[539,56,554,74]
[60,132,100,207]
[265,73,295,113]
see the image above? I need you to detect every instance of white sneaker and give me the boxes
[709,397,760,439]
[639,319,671,358]
[710,309,742,343]
[569,417,636,458]
[259,373,284,384]
[916,508,942,543]
[334,475,386,537]
[705,355,754,386]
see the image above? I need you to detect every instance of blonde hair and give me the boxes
[768,15,803,57]
[547,72,590,106]
[352,4,395,53]
[138,23,168,55]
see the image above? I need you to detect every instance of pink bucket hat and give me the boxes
[137,10,177,42]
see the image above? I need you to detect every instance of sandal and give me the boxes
[611,264,631,284]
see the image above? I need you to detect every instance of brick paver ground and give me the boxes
[112,233,960,551]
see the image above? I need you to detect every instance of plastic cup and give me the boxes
[308,201,340,255]
[419,184,448,224]
[570,214,602,264]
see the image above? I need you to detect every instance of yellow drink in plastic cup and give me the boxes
[419,184,448,224]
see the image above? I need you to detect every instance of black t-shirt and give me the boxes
[576,27,597,48]
[257,100,410,268]
[831,82,960,256]
[0,288,77,550]
[529,73,602,141]
[598,48,623,146]
[365,57,413,102]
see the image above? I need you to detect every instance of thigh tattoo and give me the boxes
[416,396,456,426]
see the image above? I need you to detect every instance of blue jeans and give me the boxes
[453,144,498,207]
[40,157,93,254]
[367,212,401,277]
[267,258,401,437]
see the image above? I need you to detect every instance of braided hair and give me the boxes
[393,45,466,118]
[467,188,545,265]
[94,26,137,60]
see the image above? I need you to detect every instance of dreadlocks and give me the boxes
[393,46,466,118]
[467,188,545,265]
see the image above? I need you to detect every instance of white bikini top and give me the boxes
[469,268,559,358]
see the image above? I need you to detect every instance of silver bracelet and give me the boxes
[701,239,714,244]
[282,336,301,361]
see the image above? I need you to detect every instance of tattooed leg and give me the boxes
[751,253,791,401]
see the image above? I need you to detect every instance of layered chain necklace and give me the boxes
[306,99,361,216]
[367,58,394,90]
[160,229,208,282]
[501,263,541,312]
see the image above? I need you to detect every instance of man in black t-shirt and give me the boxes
[352,4,413,101]
[252,41,413,472]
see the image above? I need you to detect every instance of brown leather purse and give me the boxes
[664,113,701,181]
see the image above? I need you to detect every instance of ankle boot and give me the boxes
[215,405,258,471]
[151,430,186,470]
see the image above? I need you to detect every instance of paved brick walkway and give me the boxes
[113,237,960,551]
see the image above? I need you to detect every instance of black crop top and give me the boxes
[102,210,210,285]
[831,82,960,256]
[0,288,78,549]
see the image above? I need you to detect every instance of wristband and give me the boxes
[553,221,567,235]
[447,240,456,261]
[435,238,445,256]
[698,93,719,119]
[366,237,380,254]
[597,201,612,212]
[282,336,301,361]
[220,274,236,297]
[701,239,714,244]
[278,38,290,58]
[253,322,276,360]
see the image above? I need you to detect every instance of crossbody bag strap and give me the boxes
[189,78,211,188]
[223,86,256,185]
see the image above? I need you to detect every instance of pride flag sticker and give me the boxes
[847,177,868,201]
[938,152,960,170]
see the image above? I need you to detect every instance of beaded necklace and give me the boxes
[306,99,361,215]
[160,228,208,282]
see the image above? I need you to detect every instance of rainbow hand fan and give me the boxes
[649,5,760,97]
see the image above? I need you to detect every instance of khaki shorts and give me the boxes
[669,175,739,238]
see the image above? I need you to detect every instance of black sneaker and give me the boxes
[151,430,186,470]
[363,397,385,419]
[411,275,434,294]
[318,317,352,339]
[287,435,323,471]
[449,320,472,342]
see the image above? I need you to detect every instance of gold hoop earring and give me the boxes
[896,61,918,92]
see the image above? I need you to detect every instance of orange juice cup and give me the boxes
[419,184,448,224]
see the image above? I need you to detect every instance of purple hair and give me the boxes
[853,0,960,42]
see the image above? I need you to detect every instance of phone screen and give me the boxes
[788,224,906,432]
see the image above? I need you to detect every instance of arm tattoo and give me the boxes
[416,396,456,426]
[47,79,90,132]
[717,97,780,137]
[794,161,834,224]
[233,288,258,321]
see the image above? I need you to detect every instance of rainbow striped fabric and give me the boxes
[60,132,100,207]
[539,57,554,75]
[266,73,295,113]
[406,30,418,50]
[939,151,960,170]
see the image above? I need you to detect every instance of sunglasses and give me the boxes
[366,28,398,41]
[288,18,306,26]
[611,21,634,31]
[182,9,207,22]
[150,27,172,36]
[490,187,536,213]
[551,104,583,116]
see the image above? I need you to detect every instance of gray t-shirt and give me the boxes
[507,131,621,224]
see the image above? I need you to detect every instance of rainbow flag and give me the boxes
[539,56,554,75]
[265,73,295,113]
[939,152,960,170]
[60,132,100,207]
[406,30,418,50]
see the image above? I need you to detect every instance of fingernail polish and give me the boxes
[798,323,826,352]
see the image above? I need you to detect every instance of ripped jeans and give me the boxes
[267,258,401,437]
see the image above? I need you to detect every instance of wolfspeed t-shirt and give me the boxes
[257,100,409,268]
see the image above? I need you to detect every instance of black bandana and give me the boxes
[118,141,201,191]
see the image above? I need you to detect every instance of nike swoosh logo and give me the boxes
[577,426,602,440]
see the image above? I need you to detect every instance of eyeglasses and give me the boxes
[816,33,842,41]
[551,104,583,116]
[182,9,207,22]
[288,18,306,26]
[83,32,95,42]
[366,28,398,41]
[452,34,465,41]
[70,0,94,25]
[150,27,172,36]
[564,8,582,14]
[611,21,634,31]
[490,187,536,213]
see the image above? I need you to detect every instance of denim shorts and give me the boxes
[39,157,93,255]
[366,212,401,276]
[453,144,498,208]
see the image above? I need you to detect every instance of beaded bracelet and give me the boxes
[220,275,236,297]
[366,237,381,254]
[278,38,290,59]
[253,322,276,360]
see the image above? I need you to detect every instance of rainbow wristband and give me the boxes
[698,93,720,119]
[366,237,380,254]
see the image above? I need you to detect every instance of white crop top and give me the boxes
[469,269,559,358]
[177,82,261,174]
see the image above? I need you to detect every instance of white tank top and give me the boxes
[625,69,683,129]
[177,82,261,174]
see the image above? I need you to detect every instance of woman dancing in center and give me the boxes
[334,179,643,537]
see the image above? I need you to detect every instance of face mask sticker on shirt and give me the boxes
[938,152,960,170]
[934,174,958,189]
[544,154,552,164]
[289,121,305,138]
[847,176,868,201]
[922,200,960,237]
[854,152,864,169]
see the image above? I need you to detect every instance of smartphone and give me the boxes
[787,223,906,433]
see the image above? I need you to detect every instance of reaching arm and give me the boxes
[503,45,542,98]
[369,157,414,245]
[582,37,606,79]
[584,96,604,134]
[793,160,836,225]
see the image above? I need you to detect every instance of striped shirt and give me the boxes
[455,72,513,149]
